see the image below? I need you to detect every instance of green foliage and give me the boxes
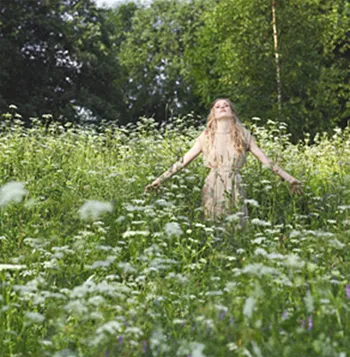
[0,0,348,137]
[119,0,210,121]
[0,111,349,356]
[0,0,137,123]
[186,0,349,140]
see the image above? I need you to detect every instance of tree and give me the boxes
[271,0,282,113]
[185,0,276,121]
[0,0,80,121]
[186,0,349,139]
[119,0,210,123]
[0,0,138,123]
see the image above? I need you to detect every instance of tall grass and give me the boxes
[0,111,349,357]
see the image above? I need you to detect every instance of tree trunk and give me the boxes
[272,0,282,113]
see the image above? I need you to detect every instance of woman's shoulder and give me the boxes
[195,128,209,149]
[197,128,209,139]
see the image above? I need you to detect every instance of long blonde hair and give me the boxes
[204,98,248,155]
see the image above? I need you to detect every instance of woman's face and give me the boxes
[213,99,233,120]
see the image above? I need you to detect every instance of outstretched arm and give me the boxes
[144,139,202,192]
[248,136,302,194]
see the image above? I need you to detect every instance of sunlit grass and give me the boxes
[0,112,349,357]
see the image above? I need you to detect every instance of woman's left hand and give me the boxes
[289,178,304,195]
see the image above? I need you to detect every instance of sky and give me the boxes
[93,0,151,8]
[94,0,127,7]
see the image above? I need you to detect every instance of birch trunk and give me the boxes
[272,0,282,112]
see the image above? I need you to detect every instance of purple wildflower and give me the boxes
[219,310,227,320]
[118,335,124,345]
[308,316,313,330]
[142,340,147,353]
[281,311,288,321]
[346,285,350,299]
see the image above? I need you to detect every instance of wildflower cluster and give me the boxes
[0,114,349,356]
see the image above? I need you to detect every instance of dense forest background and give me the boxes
[0,0,348,140]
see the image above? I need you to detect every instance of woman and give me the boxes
[145,98,301,222]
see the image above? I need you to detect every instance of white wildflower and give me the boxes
[328,239,345,249]
[53,349,77,357]
[252,237,266,245]
[190,342,206,357]
[226,213,242,222]
[0,264,26,271]
[78,200,113,220]
[205,290,223,297]
[314,231,334,238]
[214,304,228,313]
[244,199,260,207]
[0,182,27,207]
[284,254,305,269]
[173,319,186,325]
[254,248,267,256]
[227,342,239,351]
[251,218,271,227]
[241,263,276,277]
[64,300,88,315]
[118,262,137,274]
[25,311,45,324]
[115,215,125,223]
[155,199,173,207]
[338,205,350,211]
[243,296,256,319]
[125,327,143,337]
[266,252,285,260]
[87,295,106,307]
[224,282,238,292]
[164,222,183,237]
[304,290,314,313]
[289,230,301,238]
[96,321,122,335]
[122,230,150,238]
[251,341,263,357]
[150,329,170,353]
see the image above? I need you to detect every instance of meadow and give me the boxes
[0,111,349,357]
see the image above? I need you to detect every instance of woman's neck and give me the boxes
[216,118,232,133]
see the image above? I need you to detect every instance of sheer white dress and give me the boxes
[196,129,251,221]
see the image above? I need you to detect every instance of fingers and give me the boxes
[291,181,304,195]
[144,182,160,194]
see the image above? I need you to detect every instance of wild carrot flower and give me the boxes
[164,222,183,237]
[0,264,27,271]
[78,200,113,220]
[0,181,27,207]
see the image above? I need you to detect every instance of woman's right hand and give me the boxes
[144,178,161,193]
